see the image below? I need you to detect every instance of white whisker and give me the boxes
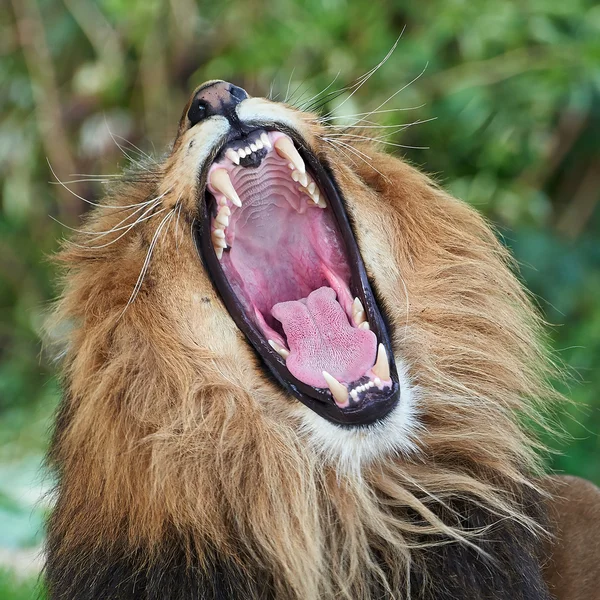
[120,208,176,315]
[322,137,390,182]
[69,204,168,250]
[360,62,429,123]
[327,29,405,114]
[297,72,342,110]
[317,106,426,123]
[48,160,165,210]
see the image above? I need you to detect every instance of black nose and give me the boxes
[187,81,249,126]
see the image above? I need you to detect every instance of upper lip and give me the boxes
[194,124,401,426]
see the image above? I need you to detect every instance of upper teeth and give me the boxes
[274,136,305,174]
[372,344,390,381]
[210,134,328,260]
[210,168,242,207]
[260,133,271,148]
[225,149,240,165]
[352,297,368,328]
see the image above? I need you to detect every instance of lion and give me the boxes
[45,80,600,599]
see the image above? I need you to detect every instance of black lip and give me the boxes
[194,125,400,426]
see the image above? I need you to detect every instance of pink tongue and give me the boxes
[271,287,377,388]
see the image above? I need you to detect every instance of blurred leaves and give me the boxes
[0,0,599,567]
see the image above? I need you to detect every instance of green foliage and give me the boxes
[0,0,599,589]
[0,568,45,600]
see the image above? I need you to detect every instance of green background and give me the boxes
[1,0,599,593]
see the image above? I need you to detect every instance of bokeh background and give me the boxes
[1,0,599,595]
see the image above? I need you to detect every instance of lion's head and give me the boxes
[47,81,557,599]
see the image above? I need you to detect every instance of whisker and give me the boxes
[318,106,426,123]
[297,72,342,111]
[109,132,155,163]
[48,160,164,210]
[284,67,297,103]
[322,137,390,182]
[69,203,167,250]
[359,62,429,123]
[120,208,176,315]
[325,29,406,115]
[50,192,166,239]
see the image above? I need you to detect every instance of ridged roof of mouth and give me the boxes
[196,127,400,426]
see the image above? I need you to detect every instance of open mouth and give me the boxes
[195,126,400,426]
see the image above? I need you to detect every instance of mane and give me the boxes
[45,115,559,598]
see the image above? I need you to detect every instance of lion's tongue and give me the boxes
[271,287,377,388]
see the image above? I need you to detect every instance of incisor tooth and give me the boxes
[322,371,349,407]
[372,344,390,381]
[255,140,263,149]
[225,149,240,165]
[268,339,290,359]
[238,148,246,158]
[275,137,305,174]
[261,133,271,147]
[210,168,242,207]
[350,389,358,400]
[250,143,257,152]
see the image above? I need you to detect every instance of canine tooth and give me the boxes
[226,149,240,165]
[372,344,390,381]
[215,247,224,260]
[210,168,242,207]
[322,371,349,407]
[260,133,271,148]
[274,136,305,174]
[268,339,290,359]
[358,322,370,330]
[250,143,257,152]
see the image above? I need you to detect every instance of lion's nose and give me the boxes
[187,81,249,126]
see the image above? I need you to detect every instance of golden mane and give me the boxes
[45,93,558,599]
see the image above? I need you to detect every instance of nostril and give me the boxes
[229,85,248,102]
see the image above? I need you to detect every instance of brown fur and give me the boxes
[543,476,600,599]
[45,93,593,598]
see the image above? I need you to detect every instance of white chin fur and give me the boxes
[298,357,420,476]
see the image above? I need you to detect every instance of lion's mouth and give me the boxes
[196,127,400,426]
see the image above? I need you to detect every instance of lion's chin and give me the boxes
[195,125,401,426]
